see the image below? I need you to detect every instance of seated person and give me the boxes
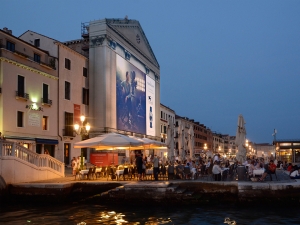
[255,161,263,170]
[259,160,276,181]
[176,162,184,179]
[290,169,300,179]
[287,163,293,171]
[248,160,255,177]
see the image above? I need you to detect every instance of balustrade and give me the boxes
[0,140,64,174]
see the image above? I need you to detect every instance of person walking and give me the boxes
[135,153,143,181]
[153,155,159,181]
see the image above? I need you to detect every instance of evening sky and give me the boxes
[1,0,299,143]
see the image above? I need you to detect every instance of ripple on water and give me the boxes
[0,204,299,224]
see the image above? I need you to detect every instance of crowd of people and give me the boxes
[131,153,234,181]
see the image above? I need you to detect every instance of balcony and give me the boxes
[0,46,56,70]
[15,91,29,101]
[63,129,75,137]
[41,98,52,106]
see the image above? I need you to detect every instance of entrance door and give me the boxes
[64,143,70,165]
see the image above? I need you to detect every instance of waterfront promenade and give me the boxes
[4,167,300,206]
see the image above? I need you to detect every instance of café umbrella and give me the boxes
[74,132,144,150]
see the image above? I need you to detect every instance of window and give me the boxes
[64,112,74,136]
[83,67,87,77]
[34,53,41,63]
[17,111,24,127]
[164,126,166,134]
[82,88,89,105]
[65,81,70,100]
[161,111,163,119]
[6,41,15,52]
[65,58,71,70]
[17,75,25,97]
[42,83,49,104]
[42,116,48,130]
[34,39,40,47]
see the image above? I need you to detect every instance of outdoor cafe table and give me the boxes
[253,169,264,177]
[79,168,102,179]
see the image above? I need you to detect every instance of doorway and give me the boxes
[64,143,71,165]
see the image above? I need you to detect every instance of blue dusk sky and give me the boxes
[1,0,299,143]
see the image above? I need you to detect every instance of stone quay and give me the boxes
[1,173,300,206]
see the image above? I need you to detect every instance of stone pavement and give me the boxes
[20,167,294,185]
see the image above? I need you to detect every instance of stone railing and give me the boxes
[0,140,64,174]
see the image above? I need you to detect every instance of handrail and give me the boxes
[0,140,64,174]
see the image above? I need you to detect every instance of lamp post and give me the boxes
[74,115,90,170]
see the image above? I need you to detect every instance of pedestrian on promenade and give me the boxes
[153,155,159,181]
[135,153,143,181]
[71,157,77,176]
[212,161,222,181]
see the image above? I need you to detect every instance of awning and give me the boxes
[35,138,58,145]
[5,136,35,141]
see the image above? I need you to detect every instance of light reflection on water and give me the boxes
[0,203,299,224]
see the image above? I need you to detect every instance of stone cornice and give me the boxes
[107,24,160,71]
[0,57,58,80]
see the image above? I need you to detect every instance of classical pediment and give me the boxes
[106,19,159,68]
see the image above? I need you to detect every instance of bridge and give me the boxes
[0,140,65,184]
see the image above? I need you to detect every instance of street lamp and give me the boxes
[74,115,90,170]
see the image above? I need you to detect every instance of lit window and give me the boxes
[43,116,48,130]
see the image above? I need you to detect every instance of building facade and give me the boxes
[212,132,225,154]
[159,103,175,143]
[65,19,161,141]
[19,30,89,164]
[0,28,58,155]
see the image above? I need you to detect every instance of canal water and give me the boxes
[0,203,299,225]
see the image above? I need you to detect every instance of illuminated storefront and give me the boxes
[274,140,300,163]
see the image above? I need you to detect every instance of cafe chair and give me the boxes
[83,168,93,180]
[107,167,117,181]
[74,169,81,181]
[159,165,167,180]
[122,167,129,180]
[91,167,97,179]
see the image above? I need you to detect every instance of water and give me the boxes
[0,203,299,224]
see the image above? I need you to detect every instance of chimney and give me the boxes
[3,27,12,35]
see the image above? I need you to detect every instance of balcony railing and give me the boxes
[15,91,29,100]
[41,98,52,106]
[63,129,75,137]
[0,45,56,70]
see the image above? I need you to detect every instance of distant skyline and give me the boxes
[1,0,299,143]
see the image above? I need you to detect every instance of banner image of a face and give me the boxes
[116,55,146,134]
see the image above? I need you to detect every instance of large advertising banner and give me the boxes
[146,76,155,136]
[116,55,146,134]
